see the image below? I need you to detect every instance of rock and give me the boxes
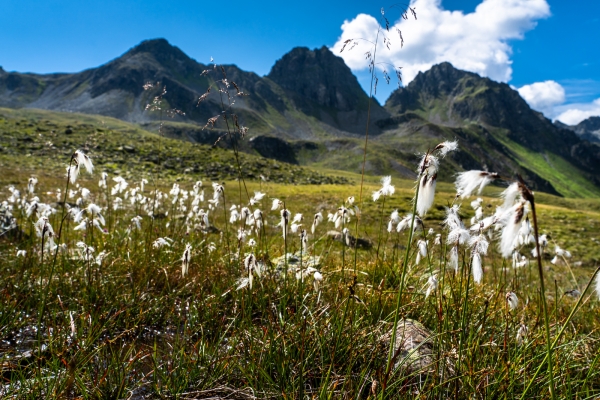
[123,145,135,153]
[64,128,73,134]
[380,319,454,382]
[326,230,372,250]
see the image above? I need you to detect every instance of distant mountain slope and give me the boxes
[1,39,599,197]
[555,116,600,143]
[380,62,600,197]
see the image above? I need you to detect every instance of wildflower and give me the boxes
[99,172,108,188]
[254,209,263,230]
[271,198,283,211]
[181,243,192,277]
[112,177,129,195]
[207,242,216,253]
[131,216,142,230]
[333,206,353,228]
[555,245,572,259]
[278,209,290,239]
[455,171,500,199]
[449,245,459,272]
[506,291,519,310]
[416,239,428,265]
[153,237,172,249]
[249,191,265,206]
[469,233,489,283]
[244,253,257,289]
[372,176,395,201]
[69,312,76,338]
[434,140,458,157]
[470,197,483,210]
[499,201,528,258]
[516,324,528,345]
[28,177,38,194]
[447,226,470,246]
[66,164,80,184]
[472,253,483,284]
[425,274,438,298]
[95,251,108,266]
[300,229,308,252]
[416,173,437,217]
[209,182,224,206]
[313,270,323,291]
[396,213,422,233]
[388,210,400,232]
[311,212,323,234]
[229,208,239,224]
[73,220,87,231]
[74,150,94,174]
[235,277,250,290]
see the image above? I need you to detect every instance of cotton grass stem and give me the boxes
[382,174,421,392]
[529,193,556,400]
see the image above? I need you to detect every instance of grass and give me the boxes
[1,105,600,398]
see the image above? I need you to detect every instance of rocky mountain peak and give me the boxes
[267,46,371,112]
[123,38,195,66]
[407,62,479,97]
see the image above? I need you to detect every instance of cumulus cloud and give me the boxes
[555,99,600,125]
[331,0,550,84]
[517,80,565,115]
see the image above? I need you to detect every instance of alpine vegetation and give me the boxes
[1,71,600,400]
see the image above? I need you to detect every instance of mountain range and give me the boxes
[1,38,599,197]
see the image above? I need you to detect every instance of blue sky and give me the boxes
[1,0,599,124]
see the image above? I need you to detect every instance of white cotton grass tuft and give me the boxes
[311,212,323,234]
[416,174,437,216]
[313,270,323,292]
[506,291,519,311]
[455,171,500,199]
[415,239,428,265]
[469,233,489,284]
[595,272,600,300]
[28,177,38,194]
[499,201,528,258]
[181,243,192,277]
[434,140,458,157]
[472,253,483,284]
[425,274,438,298]
[449,246,459,272]
[372,176,395,201]
[153,237,173,249]
[74,150,94,174]
[516,324,528,345]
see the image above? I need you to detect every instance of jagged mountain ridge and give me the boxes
[0,39,383,140]
[1,39,599,197]
[555,116,600,143]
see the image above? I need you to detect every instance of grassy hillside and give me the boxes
[0,108,349,186]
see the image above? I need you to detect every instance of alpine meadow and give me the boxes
[2,3,600,400]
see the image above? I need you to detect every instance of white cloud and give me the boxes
[555,98,600,125]
[517,80,565,115]
[331,0,550,84]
